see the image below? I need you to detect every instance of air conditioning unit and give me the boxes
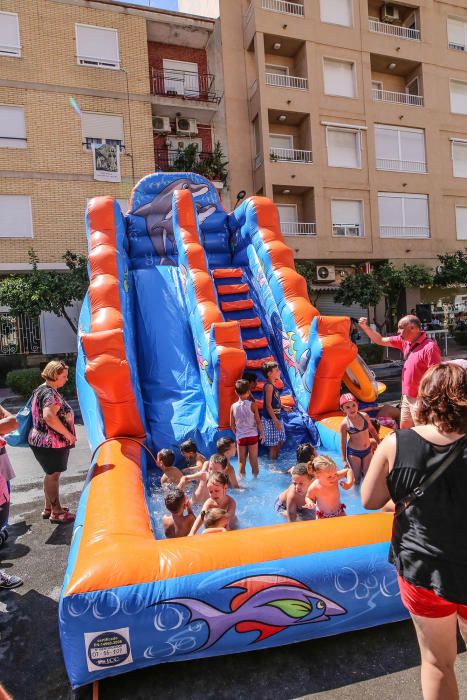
[381,4,400,23]
[314,265,336,283]
[152,116,171,133]
[176,117,198,135]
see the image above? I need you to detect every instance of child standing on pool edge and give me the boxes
[230,379,264,477]
[261,361,289,459]
[339,393,380,484]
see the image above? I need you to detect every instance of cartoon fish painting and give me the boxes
[196,343,213,385]
[150,575,346,652]
[282,330,300,373]
[133,179,216,265]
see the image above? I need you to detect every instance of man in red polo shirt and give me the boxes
[358,315,441,429]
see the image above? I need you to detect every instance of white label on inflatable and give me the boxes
[85,627,133,672]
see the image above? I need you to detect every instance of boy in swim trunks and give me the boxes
[201,507,229,535]
[215,437,240,488]
[339,393,380,484]
[231,379,265,477]
[162,488,195,538]
[305,455,354,519]
[261,361,290,460]
[189,472,237,535]
[179,439,206,474]
[156,448,183,486]
[275,464,316,522]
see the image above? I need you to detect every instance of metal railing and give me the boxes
[265,72,308,89]
[372,88,424,106]
[254,153,264,169]
[156,149,214,170]
[0,313,41,355]
[448,41,466,51]
[270,147,312,163]
[281,222,317,235]
[261,0,304,17]
[368,18,421,41]
[332,224,362,237]
[376,158,427,173]
[380,226,430,238]
[77,54,120,69]
[151,68,221,103]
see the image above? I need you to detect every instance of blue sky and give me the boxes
[118,0,179,9]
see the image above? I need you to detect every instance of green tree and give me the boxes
[434,248,467,285]
[334,262,433,333]
[295,260,317,302]
[0,249,88,335]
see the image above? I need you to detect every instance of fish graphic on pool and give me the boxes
[149,574,346,652]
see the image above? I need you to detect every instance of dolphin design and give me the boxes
[133,179,216,264]
[150,574,346,652]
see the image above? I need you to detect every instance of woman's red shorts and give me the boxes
[237,435,258,446]
[398,575,467,619]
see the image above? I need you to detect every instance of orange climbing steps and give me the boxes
[242,337,268,350]
[216,283,249,296]
[212,268,243,279]
[221,299,254,312]
[246,355,274,369]
[238,317,261,329]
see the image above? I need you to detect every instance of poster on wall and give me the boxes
[92,143,121,183]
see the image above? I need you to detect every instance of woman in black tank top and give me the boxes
[362,363,467,700]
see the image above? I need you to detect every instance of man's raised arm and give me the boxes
[358,318,395,347]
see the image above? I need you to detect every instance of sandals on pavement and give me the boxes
[49,510,75,524]
[41,506,69,519]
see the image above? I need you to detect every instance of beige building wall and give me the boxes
[220,0,467,271]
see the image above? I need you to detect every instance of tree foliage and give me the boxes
[334,262,433,333]
[434,248,467,286]
[0,249,88,334]
[295,260,317,301]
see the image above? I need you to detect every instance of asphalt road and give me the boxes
[1,425,466,700]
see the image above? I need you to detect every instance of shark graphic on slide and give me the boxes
[134,179,216,265]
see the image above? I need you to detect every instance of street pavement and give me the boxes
[1,424,466,700]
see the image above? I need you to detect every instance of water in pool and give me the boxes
[146,445,369,539]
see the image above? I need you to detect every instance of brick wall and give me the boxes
[147,41,209,77]
[154,124,213,165]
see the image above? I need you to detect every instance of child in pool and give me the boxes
[305,455,354,519]
[339,393,380,484]
[215,437,240,488]
[242,372,259,403]
[230,379,264,477]
[179,438,206,474]
[261,361,291,460]
[287,442,318,474]
[162,488,195,538]
[179,453,228,504]
[201,507,229,535]
[275,464,315,522]
[189,472,237,535]
[157,448,183,486]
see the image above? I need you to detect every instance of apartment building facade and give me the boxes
[0,0,226,355]
[220,0,467,312]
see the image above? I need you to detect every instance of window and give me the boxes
[326,127,360,168]
[270,133,294,160]
[75,24,120,69]
[320,0,352,27]
[81,113,124,150]
[378,193,430,238]
[163,59,199,97]
[265,64,289,76]
[375,125,426,172]
[448,17,467,51]
[452,140,467,177]
[323,58,355,98]
[406,76,420,97]
[0,105,26,148]
[455,206,467,240]
[277,204,298,223]
[0,12,21,57]
[331,200,363,237]
[450,80,467,114]
[0,195,33,238]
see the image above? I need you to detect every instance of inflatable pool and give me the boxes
[59,173,406,689]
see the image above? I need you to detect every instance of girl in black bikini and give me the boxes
[339,393,380,484]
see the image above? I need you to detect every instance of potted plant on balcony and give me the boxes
[199,142,229,188]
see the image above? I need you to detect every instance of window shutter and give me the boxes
[81,113,124,142]
[320,0,352,27]
[163,59,199,97]
[452,142,467,177]
[378,194,404,227]
[0,105,26,147]
[375,126,398,160]
[76,25,119,67]
[277,205,298,223]
[0,12,20,56]
[331,200,362,226]
[400,129,425,163]
[327,129,359,167]
[404,195,429,229]
[0,196,33,238]
[270,133,294,149]
[455,206,467,240]
[448,18,466,47]
[450,81,467,114]
[323,59,355,97]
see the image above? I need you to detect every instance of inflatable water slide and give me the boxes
[60,173,406,689]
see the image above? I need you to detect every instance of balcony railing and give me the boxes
[368,18,421,41]
[270,147,312,163]
[449,41,466,51]
[151,68,221,103]
[376,158,427,173]
[372,88,424,106]
[0,312,41,355]
[380,226,430,238]
[265,72,308,89]
[261,0,304,17]
[156,148,213,171]
[280,222,317,235]
[332,224,362,237]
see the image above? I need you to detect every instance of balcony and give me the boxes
[368,18,420,41]
[332,224,363,238]
[155,148,227,187]
[376,157,427,173]
[380,225,430,238]
[270,147,312,163]
[151,68,221,104]
[372,88,423,106]
[265,72,308,90]
[261,0,304,17]
[281,222,316,235]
